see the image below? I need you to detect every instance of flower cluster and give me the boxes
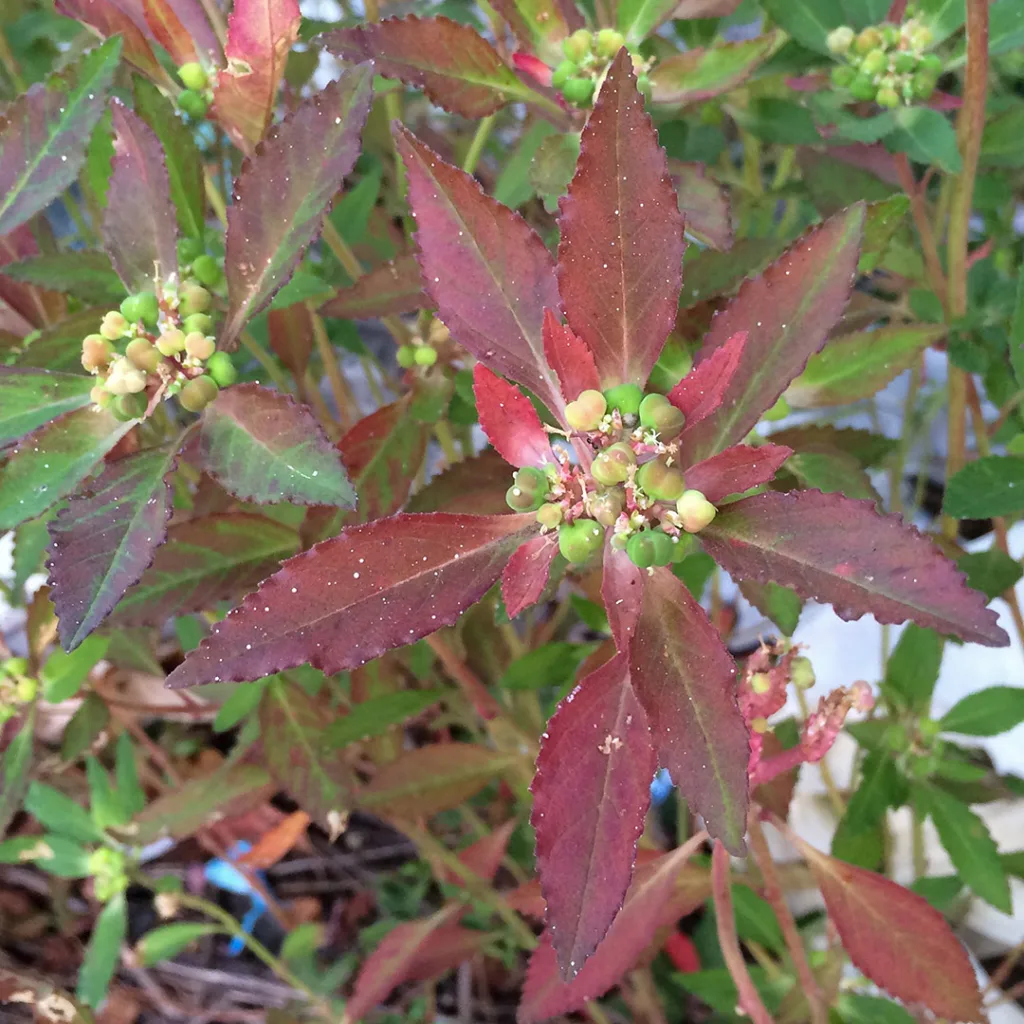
[828,19,942,108]
[87,847,129,902]
[177,61,212,119]
[740,640,874,786]
[551,29,651,107]
[81,244,236,420]
[0,657,36,725]
[504,382,719,571]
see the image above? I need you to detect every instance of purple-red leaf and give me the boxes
[212,0,300,151]
[519,836,710,1023]
[702,490,1009,646]
[53,1,161,78]
[199,384,355,507]
[489,0,581,65]
[542,309,600,403]
[103,103,178,292]
[668,329,746,428]
[473,364,554,470]
[396,127,566,419]
[266,303,314,380]
[48,444,179,651]
[601,540,643,650]
[502,532,559,618]
[683,443,792,503]
[794,835,983,1022]
[0,39,121,237]
[558,50,683,389]
[407,450,512,516]
[166,512,537,688]
[683,205,866,461]
[671,162,733,251]
[532,653,654,978]
[629,568,748,852]
[222,68,373,348]
[142,0,199,65]
[319,254,427,320]
[323,16,560,120]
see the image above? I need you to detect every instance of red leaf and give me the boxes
[502,533,559,618]
[212,0,300,151]
[319,254,427,320]
[490,0,582,65]
[54,0,162,79]
[519,837,710,1023]
[222,69,373,347]
[795,836,983,1022]
[142,0,198,65]
[445,819,516,885]
[103,103,178,292]
[558,51,684,388]
[341,904,465,1024]
[683,205,866,461]
[542,309,600,402]
[531,653,654,978]
[683,443,792,503]
[601,540,643,651]
[671,162,733,251]
[166,512,537,688]
[701,490,1009,647]
[324,16,558,119]
[649,33,780,106]
[629,568,748,852]
[407,450,512,516]
[267,303,314,380]
[395,127,566,419]
[668,330,746,428]
[473,364,554,470]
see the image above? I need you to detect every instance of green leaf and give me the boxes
[732,885,784,952]
[13,308,111,374]
[840,0,894,29]
[0,708,34,834]
[78,892,128,1009]
[650,34,782,107]
[843,750,908,833]
[213,677,268,732]
[738,98,819,145]
[830,109,897,145]
[859,195,911,273]
[35,834,93,877]
[788,325,943,408]
[494,120,557,209]
[326,689,446,748]
[886,106,963,174]
[41,634,110,702]
[87,755,127,829]
[0,367,95,447]
[115,731,145,816]
[0,406,136,531]
[199,385,355,507]
[737,580,802,635]
[919,0,967,44]
[48,444,181,650]
[941,686,1024,737]
[784,449,879,501]
[989,0,1024,56]
[11,513,54,600]
[1,251,124,304]
[0,38,122,234]
[915,784,1011,912]
[980,107,1024,168]
[838,992,918,1024]
[1009,263,1024,389]
[884,625,942,710]
[944,455,1024,518]
[498,642,594,691]
[759,0,842,52]
[957,549,1023,601]
[617,0,677,46]
[910,874,965,913]
[137,922,220,966]
[61,694,111,762]
[24,780,104,843]
[133,78,205,240]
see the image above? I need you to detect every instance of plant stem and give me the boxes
[943,0,989,541]
[795,689,845,817]
[310,306,358,430]
[237,330,290,392]
[711,842,776,1024]
[203,169,229,227]
[426,634,503,721]
[0,27,26,93]
[198,0,229,48]
[462,115,496,176]
[893,154,946,303]
[748,814,827,1024]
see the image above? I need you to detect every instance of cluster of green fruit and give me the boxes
[0,657,36,724]
[827,19,942,107]
[396,343,438,368]
[177,61,212,119]
[550,28,649,108]
[82,245,236,420]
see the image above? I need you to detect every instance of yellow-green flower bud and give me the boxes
[191,254,223,288]
[156,329,186,356]
[125,338,161,373]
[676,489,717,533]
[413,345,438,366]
[184,332,215,360]
[749,671,771,694]
[831,64,857,88]
[636,456,686,501]
[178,89,208,119]
[565,389,608,432]
[860,49,888,76]
[14,675,37,703]
[558,518,604,563]
[594,28,625,59]
[849,73,878,102]
[563,28,592,63]
[563,76,595,107]
[112,392,147,421]
[99,311,129,340]
[130,291,160,327]
[505,466,550,511]
[396,345,416,368]
[853,27,883,55]
[591,442,636,486]
[179,374,220,412]
[81,334,114,372]
[893,50,917,73]
[177,61,209,91]
[826,25,855,54]
[876,84,900,108]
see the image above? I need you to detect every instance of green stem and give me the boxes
[238,330,290,392]
[462,114,496,176]
[0,27,26,93]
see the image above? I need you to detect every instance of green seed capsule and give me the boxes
[125,338,161,373]
[536,503,564,529]
[636,456,686,501]
[919,53,942,75]
[893,50,917,73]
[506,466,550,511]
[177,236,205,263]
[112,392,148,421]
[790,656,815,690]
[134,291,160,327]
[562,76,596,107]
[849,73,879,102]
[852,27,883,55]
[880,24,900,48]
[81,334,113,373]
[676,489,717,533]
[860,48,888,76]
[179,282,212,316]
[565,389,608,432]
[191,254,223,287]
[826,25,855,54]
[594,28,625,59]
[638,393,685,437]
[156,329,186,356]
[603,382,644,417]
[763,394,791,422]
[558,518,604,563]
[830,64,857,89]
[178,61,209,91]
[591,442,636,486]
[563,28,592,63]
[396,345,416,368]
[206,351,238,387]
[178,89,209,119]
[911,70,937,99]
[589,487,625,527]
[185,332,216,359]
[876,84,900,108]
[413,345,438,366]
[179,374,220,412]
[551,59,577,89]
[625,530,674,569]
[183,313,213,336]
[119,294,141,323]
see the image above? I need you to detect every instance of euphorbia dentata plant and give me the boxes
[164,44,1005,981]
